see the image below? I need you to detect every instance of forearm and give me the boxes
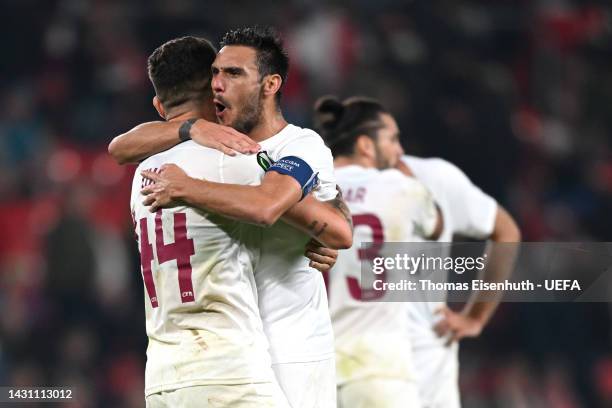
[462,206,521,324]
[108,121,182,164]
[282,194,353,249]
[177,177,300,227]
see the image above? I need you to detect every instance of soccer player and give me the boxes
[111,27,350,408]
[131,36,288,407]
[313,95,443,408]
[398,143,521,407]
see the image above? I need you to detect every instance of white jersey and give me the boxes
[329,165,438,384]
[402,155,497,347]
[130,141,274,396]
[253,124,338,364]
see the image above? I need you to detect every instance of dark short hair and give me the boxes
[220,26,289,104]
[314,96,388,157]
[147,36,217,110]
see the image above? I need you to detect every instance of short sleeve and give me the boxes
[275,131,338,202]
[130,163,143,216]
[440,161,497,239]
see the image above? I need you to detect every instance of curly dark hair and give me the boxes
[147,36,217,110]
[220,26,289,104]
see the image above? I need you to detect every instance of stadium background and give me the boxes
[2,0,612,406]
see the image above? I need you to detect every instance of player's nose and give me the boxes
[212,74,225,93]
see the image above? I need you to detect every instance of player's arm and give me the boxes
[142,166,301,225]
[141,163,352,249]
[108,119,259,164]
[460,205,520,326]
[281,188,353,249]
[265,132,352,248]
[304,239,338,272]
[435,205,521,343]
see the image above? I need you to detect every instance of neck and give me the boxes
[334,155,376,168]
[248,106,288,142]
[166,100,216,122]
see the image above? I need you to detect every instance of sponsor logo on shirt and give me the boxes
[256,151,273,171]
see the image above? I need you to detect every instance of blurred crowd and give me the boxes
[2,0,612,406]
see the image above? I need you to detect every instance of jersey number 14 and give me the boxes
[138,211,195,308]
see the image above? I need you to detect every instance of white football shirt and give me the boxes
[253,124,338,364]
[329,165,438,384]
[130,141,274,396]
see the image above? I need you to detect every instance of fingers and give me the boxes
[305,244,338,258]
[433,318,451,337]
[309,260,331,273]
[141,185,155,196]
[305,250,336,267]
[142,170,161,182]
[193,120,261,155]
[433,306,455,337]
[142,197,158,212]
[227,135,258,154]
[211,141,236,156]
[219,126,259,154]
[306,238,322,247]
[141,192,159,212]
[160,163,186,175]
[434,318,461,346]
[433,306,468,345]
[305,239,338,258]
[142,194,155,206]
[226,127,260,153]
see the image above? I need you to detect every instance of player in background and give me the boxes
[110,27,351,408]
[313,95,443,408]
[398,125,521,406]
[131,36,289,407]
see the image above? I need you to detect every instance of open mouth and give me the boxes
[214,100,227,115]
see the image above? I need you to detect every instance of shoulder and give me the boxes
[404,155,463,176]
[275,124,333,170]
[403,155,473,187]
[278,125,329,151]
[284,124,322,139]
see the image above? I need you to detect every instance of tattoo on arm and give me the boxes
[307,220,329,237]
[328,186,353,231]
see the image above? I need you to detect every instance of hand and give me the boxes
[304,239,338,272]
[141,164,192,212]
[191,119,260,156]
[433,305,484,345]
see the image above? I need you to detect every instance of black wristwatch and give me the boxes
[179,118,198,142]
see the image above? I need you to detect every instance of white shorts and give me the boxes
[272,358,336,408]
[338,378,422,408]
[413,340,460,408]
[145,383,290,408]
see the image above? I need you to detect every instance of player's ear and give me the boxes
[355,135,375,161]
[153,96,166,120]
[262,74,282,98]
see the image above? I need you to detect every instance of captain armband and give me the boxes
[266,156,319,200]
